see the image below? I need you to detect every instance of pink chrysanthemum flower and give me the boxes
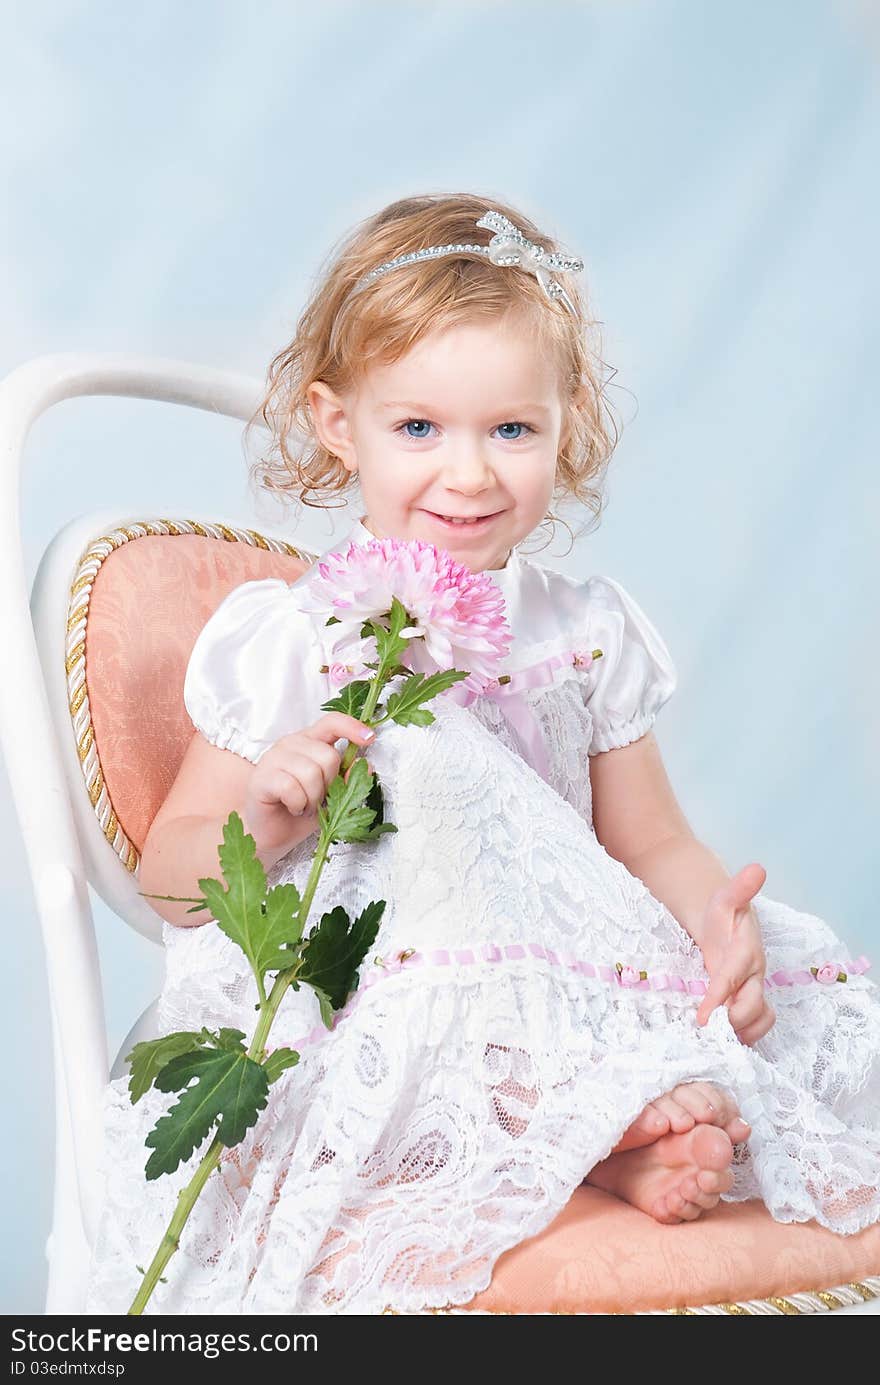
[290,535,513,692]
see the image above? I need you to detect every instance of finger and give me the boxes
[723,862,768,911]
[735,1006,776,1048]
[298,738,349,785]
[697,968,737,1026]
[650,1094,695,1131]
[343,757,374,785]
[631,1104,669,1135]
[725,973,767,1030]
[254,767,310,817]
[666,1082,721,1123]
[307,713,377,746]
[299,739,366,796]
[277,758,328,812]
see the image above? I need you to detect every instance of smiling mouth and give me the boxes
[425,510,503,527]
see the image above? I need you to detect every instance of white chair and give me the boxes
[0,352,319,1314]
[3,352,878,1317]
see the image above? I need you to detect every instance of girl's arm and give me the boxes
[139,730,304,928]
[589,731,735,950]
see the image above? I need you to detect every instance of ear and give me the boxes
[571,381,590,410]
[559,383,589,453]
[306,380,359,473]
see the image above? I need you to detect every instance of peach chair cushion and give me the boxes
[79,523,880,1313]
[84,529,316,857]
[462,1185,880,1314]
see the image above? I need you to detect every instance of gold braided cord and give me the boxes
[379,1274,880,1315]
[67,517,316,875]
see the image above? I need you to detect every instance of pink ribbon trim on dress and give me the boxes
[264,948,872,1058]
[444,647,597,784]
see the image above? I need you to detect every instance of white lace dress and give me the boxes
[83,517,880,1316]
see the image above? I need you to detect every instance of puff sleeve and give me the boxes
[582,574,678,755]
[183,578,327,765]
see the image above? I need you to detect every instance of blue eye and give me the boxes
[395,419,534,441]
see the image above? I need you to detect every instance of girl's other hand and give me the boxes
[696,862,776,1046]
[242,713,375,859]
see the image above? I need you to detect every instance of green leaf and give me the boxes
[311,985,335,1030]
[258,883,307,973]
[197,813,304,986]
[362,762,397,845]
[125,1031,205,1104]
[369,596,412,669]
[320,679,372,719]
[136,891,214,921]
[317,757,379,844]
[298,900,384,1011]
[319,761,398,845]
[362,770,389,835]
[263,1048,301,1084]
[144,1044,270,1179]
[383,668,470,727]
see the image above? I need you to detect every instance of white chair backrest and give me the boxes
[0,353,313,1310]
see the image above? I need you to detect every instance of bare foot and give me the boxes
[587,1124,735,1223]
[609,1081,750,1154]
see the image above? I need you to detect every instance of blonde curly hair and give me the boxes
[244,192,623,555]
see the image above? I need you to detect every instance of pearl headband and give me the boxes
[345,209,584,317]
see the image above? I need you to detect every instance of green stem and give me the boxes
[340,641,400,754]
[128,819,333,1312]
[127,658,399,1314]
[128,1131,224,1314]
[127,664,399,1312]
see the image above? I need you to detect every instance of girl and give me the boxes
[84,194,880,1316]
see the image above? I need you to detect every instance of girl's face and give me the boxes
[307,319,567,571]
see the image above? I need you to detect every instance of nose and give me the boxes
[441,446,496,493]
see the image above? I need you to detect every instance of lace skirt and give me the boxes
[83,699,880,1315]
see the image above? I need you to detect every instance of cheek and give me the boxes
[523,456,559,500]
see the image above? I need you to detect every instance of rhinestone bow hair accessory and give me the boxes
[346,209,584,317]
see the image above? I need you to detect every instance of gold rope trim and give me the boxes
[379,1274,880,1315]
[848,1280,877,1300]
[67,518,317,875]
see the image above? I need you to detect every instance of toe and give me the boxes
[667,1187,702,1220]
[668,1103,697,1133]
[679,1202,706,1224]
[680,1173,720,1210]
[654,1094,697,1132]
[675,1082,721,1122]
[651,1193,681,1224]
[692,1124,735,1170]
[688,1184,721,1210]
[666,1188,687,1217]
[677,1200,705,1221]
[636,1104,669,1134]
[698,1166,734,1195]
[726,1116,751,1142]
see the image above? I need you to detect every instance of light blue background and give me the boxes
[2,0,877,1315]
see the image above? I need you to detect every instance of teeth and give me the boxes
[440,515,484,524]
